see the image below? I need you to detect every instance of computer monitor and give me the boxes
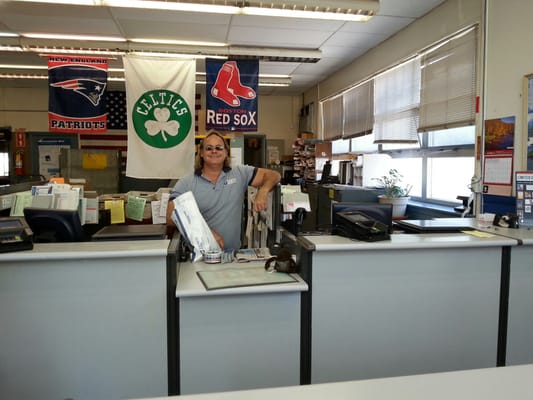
[331,202,393,234]
[23,207,86,243]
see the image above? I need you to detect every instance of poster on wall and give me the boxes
[205,59,258,132]
[48,55,108,133]
[483,116,515,196]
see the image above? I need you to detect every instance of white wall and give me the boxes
[0,85,49,131]
[484,0,533,170]
[0,83,301,158]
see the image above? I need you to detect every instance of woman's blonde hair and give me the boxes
[194,131,231,171]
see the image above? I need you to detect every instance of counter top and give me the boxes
[301,231,517,252]
[131,364,533,400]
[176,260,308,298]
[477,224,533,245]
[0,239,171,262]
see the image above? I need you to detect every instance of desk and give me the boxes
[175,260,308,395]
[297,232,517,384]
[132,364,533,400]
[0,240,171,400]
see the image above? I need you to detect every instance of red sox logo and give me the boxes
[211,61,256,107]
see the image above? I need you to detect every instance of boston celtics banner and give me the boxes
[123,55,195,179]
[206,59,258,131]
[48,55,108,133]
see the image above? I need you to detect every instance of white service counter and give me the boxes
[131,363,533,400]
[297,231,517,384]
[473,225,533,366]
[175,260,308,395]
[0,240,171,400]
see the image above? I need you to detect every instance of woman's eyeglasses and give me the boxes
[204,145,225,152]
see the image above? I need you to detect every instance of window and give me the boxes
[373,57,420,143]
[321,95,343,141]
[351,134,378,153]
[319,25,478,207]
[0,152,8,176]
[419,27,477,132]
[343,80,374,139]
[332,138,350,154]
[427,156,474,201]
[387,125,475,204]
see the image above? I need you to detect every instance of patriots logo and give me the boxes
[50,79,107,106]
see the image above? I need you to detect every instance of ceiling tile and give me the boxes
[0,0,449,95]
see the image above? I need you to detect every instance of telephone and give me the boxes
[0,217,34,253]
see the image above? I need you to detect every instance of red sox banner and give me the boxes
[48,55,108,133]
[206,59,258,131]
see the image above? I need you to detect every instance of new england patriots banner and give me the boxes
[48,55,108,133]
[123,55,195,179]
[206,59,258,132]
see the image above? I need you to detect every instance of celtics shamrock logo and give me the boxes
[132,89,192,149]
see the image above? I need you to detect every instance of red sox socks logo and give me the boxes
[211,61,256,107]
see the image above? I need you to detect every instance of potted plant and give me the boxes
[373,169,412,218]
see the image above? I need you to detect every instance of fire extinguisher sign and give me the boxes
[15,129,26,148]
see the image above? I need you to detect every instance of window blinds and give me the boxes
[418,27,477,132]
[373,57,421,143]
[343,80,374,139]
[321,95,343,140]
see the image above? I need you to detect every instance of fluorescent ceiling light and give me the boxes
[13,0,95,4]
[0,64,125,72]
[129,38,227,47]
[0,73,289,87]
[0,45,23,51]
[0,64,289,80]
[241,6,373,22]
[131,51,227,60]
[29,47,127,56]
[0,64,47,69]
[103,0,239,14]
[0,41,320,62]
[22,33,127,42]
[11,0,378,22]
[0,74,48,80]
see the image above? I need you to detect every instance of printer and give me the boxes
[332,210,390,242]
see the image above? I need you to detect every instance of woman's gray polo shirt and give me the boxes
[170,164,257,250]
